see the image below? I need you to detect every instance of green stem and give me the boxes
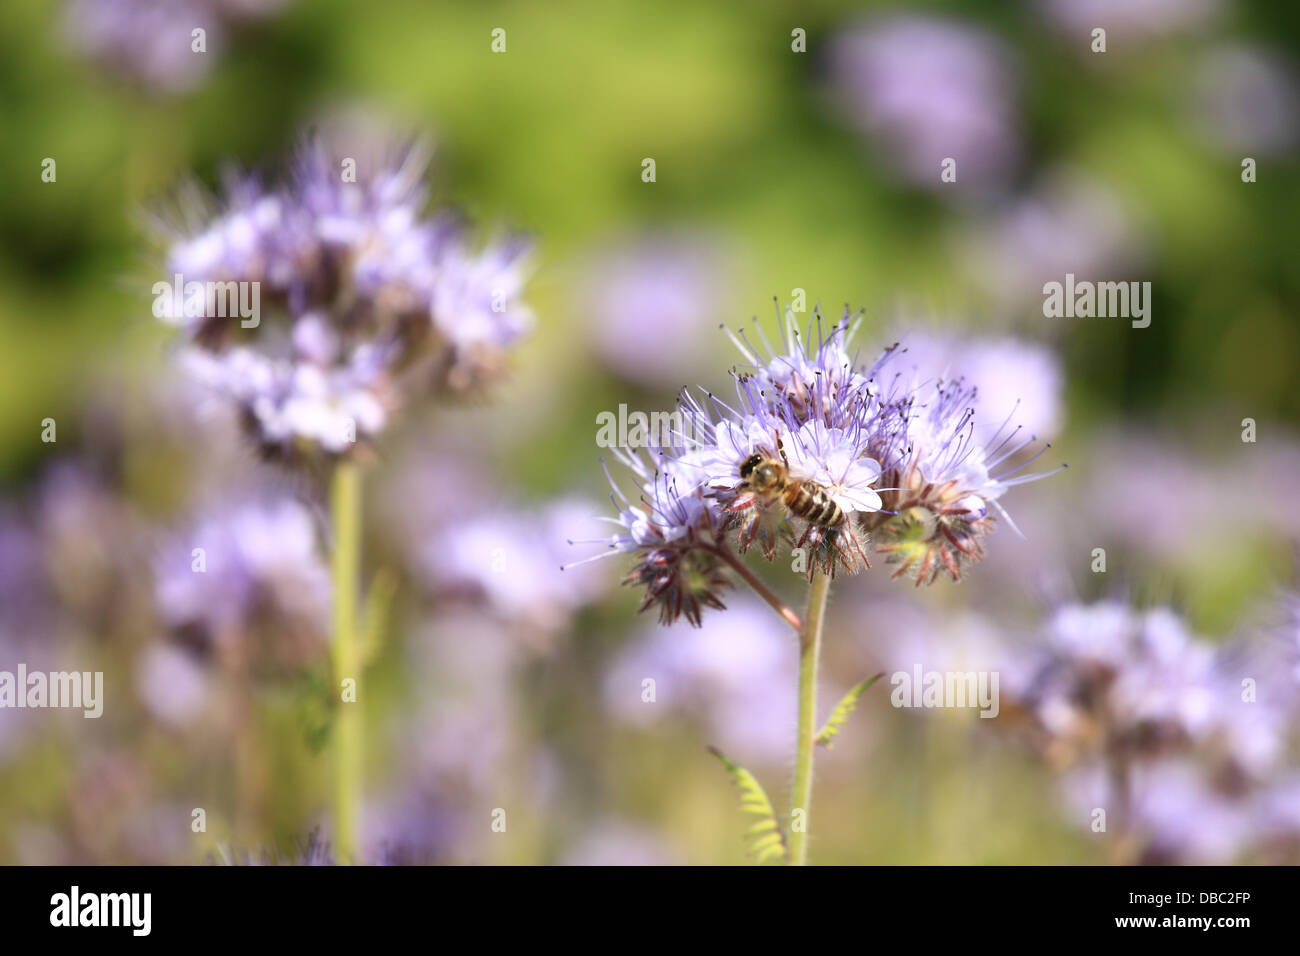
[708,544,803,632]
[330,460,362,865]
[789,567,831,866]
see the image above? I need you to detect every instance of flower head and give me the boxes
[154,132,532,463]
[1010,598,1300,863]
[578,447,730,627]
[572,301,1059,625]
[871,370,1061,585]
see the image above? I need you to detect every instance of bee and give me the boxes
[738,444,846,528]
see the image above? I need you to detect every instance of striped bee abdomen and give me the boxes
[784,480,845,527]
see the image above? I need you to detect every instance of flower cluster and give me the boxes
[155,134,532,463]
[574,305,1058,625]
[1010,600,1300,863]
[153,492,331,677]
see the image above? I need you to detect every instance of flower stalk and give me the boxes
[708,543,802,632]
[789,567,831,865]
[330,460,363,865]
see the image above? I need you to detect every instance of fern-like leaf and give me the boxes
[359,567,398,666]
[815,672,885,749]
[708,746,787,865]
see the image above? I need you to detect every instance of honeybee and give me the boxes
[738,445,846,528]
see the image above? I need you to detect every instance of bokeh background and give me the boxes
[1,0,1298,864]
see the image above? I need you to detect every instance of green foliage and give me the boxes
[295,667,334,754]
[708,747,787,865]
[816,673,885,749]
[360,567,399,666]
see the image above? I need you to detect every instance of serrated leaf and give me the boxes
[815,672,885,749]
[359,567,398,666]
[708,746,787,865]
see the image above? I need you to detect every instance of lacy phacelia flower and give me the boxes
[572,305,1057,625]
[154,134,532,463]
[870,370,1062,585]
[580,447,732,627]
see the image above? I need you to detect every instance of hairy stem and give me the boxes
[709,544,802,632]
[789,567,831,865]
[330,460,362,864]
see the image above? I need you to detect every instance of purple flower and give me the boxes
[580,235,732,386]
[887,330,1064,439]
[1039,0,1221,46]
[583,445,732,627]
[63,0,288,95]
[134,644,212,729]
[574,304,1058,623]
[829,16,1021,192]
[960,170,1147,312]
[603,598,796,763]
[155,132,533,461]
[561,821,681,866]
[1014,598,1300,862]
[1025,602,1218,756]
[871,368,1061,585]
[421,498,610,634]
[153,492,329,675]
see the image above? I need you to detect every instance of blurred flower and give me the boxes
[359,799,452,866]
[63,0,289,95]
[847,596,1037,702]
[378,610,546,863]
[829,16,1021,192]
[382,440,611,639]
[561,821,681,866]
[888,331,1064,439]
[603,599,795,763]
[1022,602,1218,765]
[1011,598,1300,863]
[153,492,329,676]
[154,132,533,462]
[1191,46,1299,156]
[135,643,212,729]
[960,170,1147,314]
[0,507,58,643]
[1039,0,1221,46]
[580,235,730,387]
[422,497,610,635]
[37,462,154,637]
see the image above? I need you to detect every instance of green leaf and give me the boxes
[815,672,885,749]
[708,746,787,865]
[359,567,398,666]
